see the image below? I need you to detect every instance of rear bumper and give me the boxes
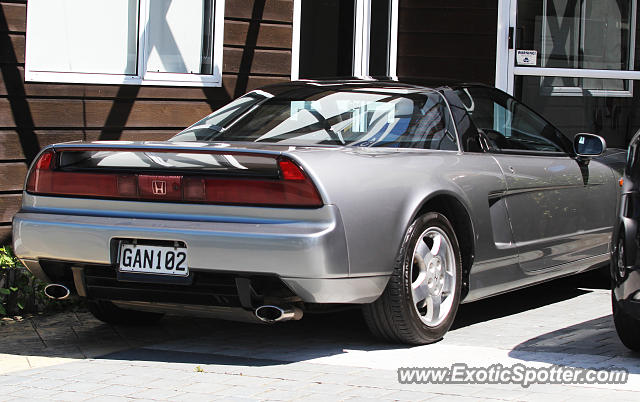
[13,200,388,304]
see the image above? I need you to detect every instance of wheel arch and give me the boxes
[411,192,476,300]
[618,216,638,271]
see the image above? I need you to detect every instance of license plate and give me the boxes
[118,243,189,276]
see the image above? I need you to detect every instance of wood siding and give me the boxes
[397,0,498,85]
[0,0,294,244]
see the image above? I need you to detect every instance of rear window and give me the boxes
[171,88,459,150]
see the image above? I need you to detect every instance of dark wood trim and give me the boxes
[0,130,24,159]
[226,0,293,23]
[0,68,289,100]
[0,193,20,223]
[0,33,24,64]
[0,161,26,191]
[0,225,11,244]
[0,2,25,33]
[225,21,292,49]
[397,0,498,85]
[0,99,215,128]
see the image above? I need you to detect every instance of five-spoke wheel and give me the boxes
[363,212,462,344]
[411,227,457,327]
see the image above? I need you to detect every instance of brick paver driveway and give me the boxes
[0,271,638,401]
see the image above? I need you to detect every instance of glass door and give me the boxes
[499,0,640,148]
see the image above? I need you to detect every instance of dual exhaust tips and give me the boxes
[44,284,301,323]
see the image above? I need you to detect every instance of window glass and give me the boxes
[299,0,355,78]
[27,0,138,74]
[455,87,569,153]
[146,0,214,74]
[516,0,635,94]
[540,0,632,70]
[171,91,272,142]
[25,0,223,86]
[369,0,392,76]
[174,88,458,150]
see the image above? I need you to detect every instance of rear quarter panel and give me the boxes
[287,148,512,277]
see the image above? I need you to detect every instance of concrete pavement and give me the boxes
[0,272,638,401]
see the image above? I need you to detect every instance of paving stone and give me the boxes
[48,391,95,401]
[214,385,274,398]
[293,393,346,402]
[258,369,324,382]
[384,389,439,401]
[208,397,261,402]
[85,397,137,402]
[211,375,277,387]
[91,385,149,397]
[129,387,183,400]
[0,274,639,401]
[142,378,198,391]
[258,388,315,401]
[179,382,231,394]
[337,385,396,399]
[264,378,314,391]
[79,373,126,384]
[60,381,110,393]
[8,386,56,399]
[302,382,353,395]
[101,374,158,387]
[28,377,71,390]
[0,385,25,400]
[344,398,397,402]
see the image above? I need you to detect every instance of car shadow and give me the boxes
[453,269,607,330]
[508,315,640,373]
[0,270,619,370]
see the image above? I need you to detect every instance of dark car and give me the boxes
[612,130,640,351]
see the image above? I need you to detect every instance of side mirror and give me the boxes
[574,133,606,158]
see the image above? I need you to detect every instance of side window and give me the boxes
[407,93,458,151]
[454,87,569,154]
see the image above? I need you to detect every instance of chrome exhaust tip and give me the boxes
[43,284,71,300]
[255,305,303,323]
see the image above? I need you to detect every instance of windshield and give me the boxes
[171,87,459,150]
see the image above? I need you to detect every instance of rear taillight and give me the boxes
[25,151,323,208]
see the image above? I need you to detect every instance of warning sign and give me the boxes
[516,50,537,66]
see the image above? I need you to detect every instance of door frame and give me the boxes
[495,0,640,97]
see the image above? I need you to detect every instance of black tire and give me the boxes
[87,300,164,325]
[363,212,463,345]
[612,291,640,352]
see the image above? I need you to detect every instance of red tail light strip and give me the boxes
[26,150,323,208]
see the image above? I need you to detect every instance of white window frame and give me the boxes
[538,0,637,97]
[25,0,226,87]
[496,0,639,98]
[290,0,398,80]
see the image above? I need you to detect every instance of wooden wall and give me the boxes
[0,0,294,244]
[397,0,498,85]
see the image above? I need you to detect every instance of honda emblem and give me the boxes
[152,180,167,195]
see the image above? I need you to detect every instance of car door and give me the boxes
[456,87,615,273]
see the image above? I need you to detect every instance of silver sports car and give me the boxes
[12,80,620,344]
